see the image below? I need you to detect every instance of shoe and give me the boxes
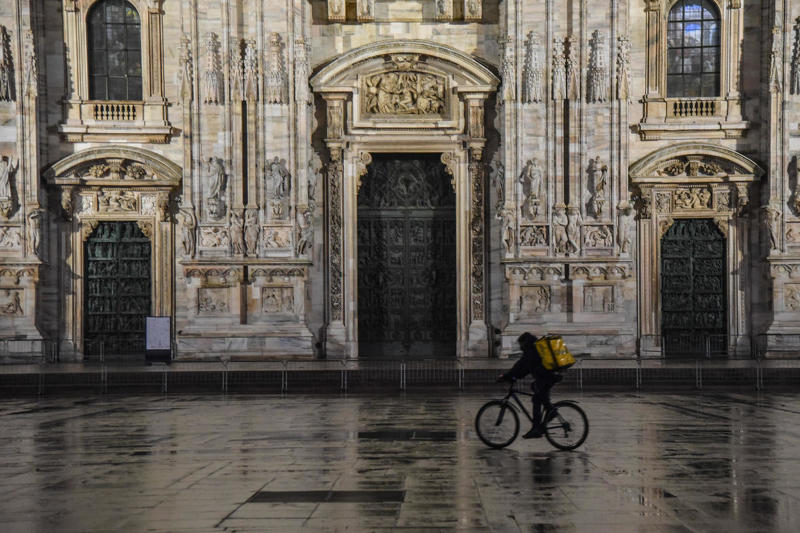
[522,427,544,439]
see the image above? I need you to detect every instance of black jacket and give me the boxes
[504,341,552,380]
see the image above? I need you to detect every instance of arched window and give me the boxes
[666,0,720,98]
[87,0,142,100]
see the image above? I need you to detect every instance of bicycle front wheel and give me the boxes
[475,400,519,449]
[544,401,589,451]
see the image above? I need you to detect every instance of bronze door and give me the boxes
[85,221,151,356]
[661,218,726,357]
[357,154,456,357]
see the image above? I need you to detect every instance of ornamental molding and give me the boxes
[249,266,308,282]
[770,263,800,280]
[0,265,37,286]
[569,263,632,281]
[45,146,182,188]
[183,266,244,285]
[505,264,564,282]
[630,143,764,182]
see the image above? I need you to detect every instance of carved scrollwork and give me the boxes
[328,152,344,320]
[355,152,373,191]
[712,217,729,238]
[0,266,36,286]
[137,220,153,239]
[659,217,675,238]
[441,152,456,191]
[81,219,99,241]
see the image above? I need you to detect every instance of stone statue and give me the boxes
[617,201,634,254]
[205,157,227,220]
[177,207,197,258]
[552,203,568,254]
[566,205,582,255]
[27,209,41,257]
[244,209,259,256]
[268,157,290,200]
[589,157,608,217]
[496,207,515,256]
[230,210,245,255]
[519,158,543,220]
[0,154,17,199]
[764,204,782,252]
[296,208,312,256]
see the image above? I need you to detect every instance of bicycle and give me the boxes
[475,378,589,451]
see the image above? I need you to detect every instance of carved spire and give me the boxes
[243,39,258,101]
[588,30,609,103]
[294,37,310,105]
[523,32,544,103]
[203,33,223,104]
[565,35,579,100]
[265,33,288,104]
[499,36,516,104]
[616,35,631,102]
[552,38,566,100]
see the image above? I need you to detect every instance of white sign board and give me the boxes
[146,317,171,351]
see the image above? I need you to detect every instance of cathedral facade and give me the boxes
[1,0,799,360]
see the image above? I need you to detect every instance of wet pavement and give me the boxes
[0,391,799,532]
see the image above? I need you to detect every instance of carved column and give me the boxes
[469,153,485,322]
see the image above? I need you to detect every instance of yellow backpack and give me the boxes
[534,335,576,371]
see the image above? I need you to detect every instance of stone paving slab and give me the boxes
[0,392,800,531]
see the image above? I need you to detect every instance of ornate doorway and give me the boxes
[85,221,152,356]
[661,218,726,357]
[357,154,456,357]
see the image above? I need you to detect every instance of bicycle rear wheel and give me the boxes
[543,401,589,451]
[475,400,519,449]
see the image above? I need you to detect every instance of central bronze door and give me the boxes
[357,154,456,357]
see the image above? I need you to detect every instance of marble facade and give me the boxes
[0,0,799,360]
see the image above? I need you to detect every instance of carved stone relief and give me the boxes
[584,285,614,312]
[616,35,631,101]
[470,158,485,319]
[261,286,294,314]
[265,33,288,104]
[523,32,544,103]
[262,227,291,249]
[0,288,23,316]
[203,33,223,105]
[587,30,609,103]
[230,39,244,101]
[0,155,18,219]
[655,191,671,214]
[363,71,445,115]
[520,225,548,247]
[197,287,229,314]
[520,286,551,313]
[464,0,482,21]
[0,226,22,250]
[786,222,800,245]
[357,0,375,22]
[199,227,230,248]
[328,0,345,22]
[435,0,454,21]
[583,225,614,248]
[178,34,192,101]
[0,26,13,102]
[673,187,711,210]
[716,191,731,211]
[653,156,740,177]
[786,284,800,311]
[328,150,344,320]
[98,190,137,212]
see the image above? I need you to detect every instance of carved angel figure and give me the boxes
[230,210,245,255]
[244,209,259,257]
[552,203,569,254]
[177,207,197,258]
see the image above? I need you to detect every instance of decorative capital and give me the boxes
[81,219,99,241]
[355,152,372,191]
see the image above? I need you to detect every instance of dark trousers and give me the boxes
[531,376,556,427]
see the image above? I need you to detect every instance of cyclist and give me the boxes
[498,332,562,439]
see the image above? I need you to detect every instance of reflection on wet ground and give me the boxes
[0,392,799,532]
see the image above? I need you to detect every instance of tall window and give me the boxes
[88,0,142,100]
[666,0,720,98]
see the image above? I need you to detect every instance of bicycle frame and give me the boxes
[498,382,536,424]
